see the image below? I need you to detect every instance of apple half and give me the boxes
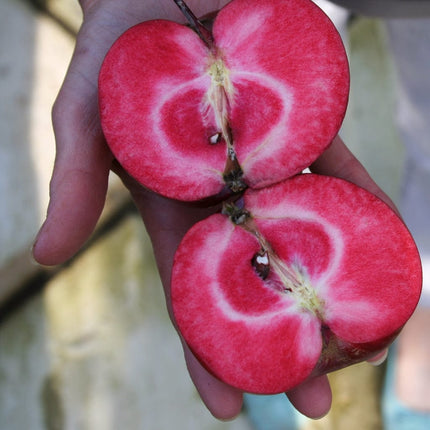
[99,0,349,201]
[171,174,422,394]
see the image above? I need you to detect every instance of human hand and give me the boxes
[32,0,230,266]
[32,0,388,421]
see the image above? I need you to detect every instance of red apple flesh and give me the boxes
[99,0,349,201]
[171,174,422,394]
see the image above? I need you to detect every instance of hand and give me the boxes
[31,0,230,266]
[33,0,389,421]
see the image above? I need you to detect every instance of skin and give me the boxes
[32,0,389,420]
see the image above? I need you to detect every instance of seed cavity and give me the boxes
[223,201,325,319]
[209,132,222,145]
[252,250,270,280]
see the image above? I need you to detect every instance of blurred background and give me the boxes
[0,0,405,429]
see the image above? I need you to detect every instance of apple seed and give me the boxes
[209,132,222,144]
[252,250,270,280]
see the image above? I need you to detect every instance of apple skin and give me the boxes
[99,0,349,201]
[171,174,422,394]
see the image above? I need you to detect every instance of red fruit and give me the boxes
[98,0,421,397]
[171,174,422,394]
[99,0,349,201]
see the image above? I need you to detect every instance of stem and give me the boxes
[174,0,246,193]
[173,0,214,48]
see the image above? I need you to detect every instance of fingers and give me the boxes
[121,180,245,420]
[32,32,113,265]
[311,135,370,182]
[287,375,332,419]
[183,342,243,420]
[123,177,224,314]
[368,348,389,366]
[311,135,398,211]
[285,349,387,420]
[32,0,148,267]
[32,104,112,265]
[32,160,110,266]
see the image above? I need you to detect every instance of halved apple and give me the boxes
[99,0,349,201]
[171,174,422,393]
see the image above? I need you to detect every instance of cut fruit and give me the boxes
[171,174,422,394]
[99,0,349,201]
[98,0,421,398]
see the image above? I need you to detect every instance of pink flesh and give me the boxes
[99,21,225,200]
[99,0,349,200]
[214,0,349,188]
[244,175,422,343]
[172,213,322,394]
[171,174,422,393]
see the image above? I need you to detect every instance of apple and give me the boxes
[99,0,349,201]
[171,174,422,394]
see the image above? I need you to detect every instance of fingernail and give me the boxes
[31,222,46,265]
[368,349,388,366]
[30,240,41,266]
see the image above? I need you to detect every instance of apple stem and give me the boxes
[174,0,246,193]
[173,0,214,49]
